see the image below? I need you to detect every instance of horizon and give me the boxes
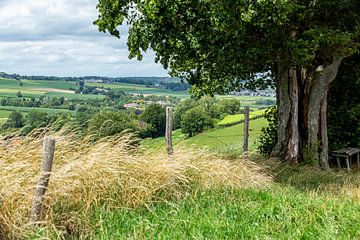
[0,0,168,77]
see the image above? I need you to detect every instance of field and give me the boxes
[0,109,11,119]
[218,109,267,126]
[87,81,189,97]
[0,78,187,99]
[1,115,360,239]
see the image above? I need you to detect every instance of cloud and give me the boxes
[0,0,167,77]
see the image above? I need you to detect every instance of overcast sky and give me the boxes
[0,0,168,77]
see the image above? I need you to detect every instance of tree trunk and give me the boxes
[272,63,299,163]
[273,57,342,167]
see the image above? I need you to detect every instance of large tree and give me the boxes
[95,0,360,167]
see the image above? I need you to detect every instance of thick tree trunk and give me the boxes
[272,63,299,163]
[303,57,342,167]
[273,57,342,167]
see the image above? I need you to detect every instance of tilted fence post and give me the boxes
[243,106,250,153]
[30,136,55,224]
[166,107,174,155]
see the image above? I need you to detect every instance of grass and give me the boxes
[218,109,267,126]
[143,117,267,156]
[2,124,360,239]
[90,186,360,240]
[0,129,269,239]
[0,109,11,119]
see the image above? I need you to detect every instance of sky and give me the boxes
[0,0,168,77]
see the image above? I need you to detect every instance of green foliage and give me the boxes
[140,104,166,138]
[258,106,277,155]
[181,107,214,137]
[328,54,360,150]
[95,0,360,95]
[16,91,22,98]
[88,111,132,139]
[218,98,241,115]
[1,111,24,130]
[174,99,199,129]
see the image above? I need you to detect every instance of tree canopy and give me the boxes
[96,0,359,93]
[95,0,360,166]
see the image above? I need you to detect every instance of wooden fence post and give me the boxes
[30,136,55,224]
[243,106,250,153]
[166,107,174,155]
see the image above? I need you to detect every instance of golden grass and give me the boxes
[0,129,272,239]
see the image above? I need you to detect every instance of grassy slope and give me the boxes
[0,109,11,118]
[92,187,360,239]
[143,117,267,155]
[91,118,360,240]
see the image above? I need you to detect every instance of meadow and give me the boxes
[0,120,358,239]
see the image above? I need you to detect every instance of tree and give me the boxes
[88,111,132,139]
[95,0,360,167]
[219,99,241,115]
[16,91,22,98]
[2,111,24,130]
[181,107,214,137]
[140,104,166,138]
[173,98,198,129]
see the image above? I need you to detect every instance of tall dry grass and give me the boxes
[0,128,271,239]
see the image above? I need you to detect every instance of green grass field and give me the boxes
[143,117,267,156]
[89,119,360,240]
[0,109,11,119]
[91,186,360,239]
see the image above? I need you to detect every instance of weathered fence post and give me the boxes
[166,107,174,155]
[30,136,55,224]
[243,106,250,153]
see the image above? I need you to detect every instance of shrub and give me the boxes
[181,107,214,137]
[258,106,277,155]
[219,98,241,115]
[88,111,132,139]
[1,111,24,130]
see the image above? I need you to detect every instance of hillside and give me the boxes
[1,118,359,239]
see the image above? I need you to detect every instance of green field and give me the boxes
[90,117,360,240]
[143,117,267,155]
[87,82,189,98]
[91,186,360,239]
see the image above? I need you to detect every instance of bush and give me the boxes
[88,111,132,139]
[1,111,24,130]
[140,104,166,138]
[181,107,214,137]
[258,106,277,155]
[218,98,241,115]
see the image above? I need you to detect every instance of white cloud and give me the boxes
[0,0,167,77]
